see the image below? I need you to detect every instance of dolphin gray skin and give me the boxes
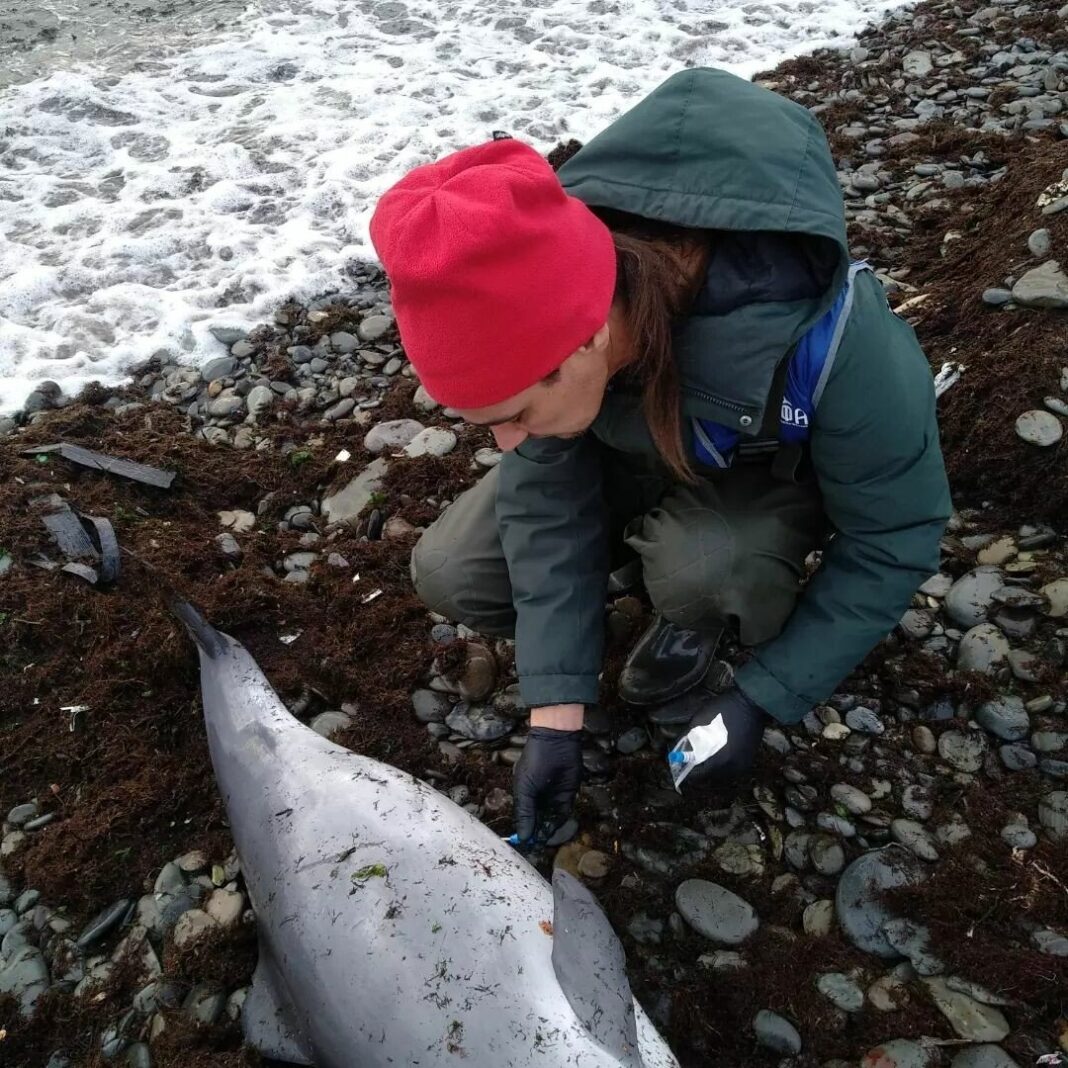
[174,602,680,1068]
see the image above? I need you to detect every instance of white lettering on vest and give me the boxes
[780,400,809,428]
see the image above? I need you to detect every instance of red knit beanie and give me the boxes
[369,139,617,409]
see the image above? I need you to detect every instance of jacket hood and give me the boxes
[558,67,851,437]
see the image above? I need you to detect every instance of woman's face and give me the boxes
[453,320,617,451]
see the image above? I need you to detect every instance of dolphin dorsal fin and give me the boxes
[551,869,642,1065]
[244,945,315,1065]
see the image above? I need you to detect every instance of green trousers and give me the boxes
[411,451,827,647]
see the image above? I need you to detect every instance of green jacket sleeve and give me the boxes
[495,436,609,708]
[735,272,953,723]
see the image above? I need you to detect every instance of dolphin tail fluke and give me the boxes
[244,948,316,1065]
[168,597,228,659]
[551,869,643,1066]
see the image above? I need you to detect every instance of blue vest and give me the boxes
[692,261,871,469]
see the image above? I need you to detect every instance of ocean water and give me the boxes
[0,0,908,411]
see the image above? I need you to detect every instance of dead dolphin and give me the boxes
[173,602,680,1067]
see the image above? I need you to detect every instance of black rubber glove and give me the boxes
[513,727,584,847]
[673,685,766,790]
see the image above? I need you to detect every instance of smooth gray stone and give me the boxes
[675,880,758,945]
[938,729,988,773]
[975,696,1029,741]
[883,917,944,975]
[184,983,227,1025]
[445,703,513,743]
[77,898,130,948]
[891,819,940,861]
[945,568,1004,627]
[615,726,648,755]
[809,834,845,876]
[950,1046,1020,1068]
[7,802,40,827]
[752,1009,801,1054]
[1032,928,1068,957]
[846,707,885,734]
[816,971,864,1012]
[999,744,1037,771]
[411,690,451,724]
[14,889,40,914]
[0,945,50,1015]
[1000,824,1037,849]
[836,846,926,958]
[957,624,1009,673]
[201,356,236,382]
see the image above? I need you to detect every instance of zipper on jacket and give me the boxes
[681,384,753,415]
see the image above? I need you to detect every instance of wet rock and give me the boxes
[616,726,648,755]
[321,457,388,524]
[0,945,50,1015]
[458,643,497,701]
[938,729,988,773]
[357,314,393,341]
[752,1009,801,1054]
[809,834,845,876]
[1011,260,1068,309]
[246,385,273,418]
[900,609,935,639]
[675,880,758,945]
[1015,409,1063,446]
[912,726,937,754]
[949,1047,1020,1068]
[903,50,933,77]
[172,909,218,948]
[868,975,910,1012]
[309,710,354,740]
[363,419,424,454]
[445,703,513,743]
[901,785,933,821]
[883,918,944,975]
[412,690,451,724]
[975,695,1029,742]
[1032,928,1068,957]
[1038,791,1068,840]
[846,706,885,734]
[923,977,1009,1041]
[403,427,457,458]
[184,983,226,1025]
[803,899,835,936]
[201,356,236,383]
[832,783,873,815]
[1000,823,1037,849]
[957,623,1009,673]
[817,972,864,1012]
[891,819,939,861]
[1028,228,1052,258]
[77,898,130,949]
[836,846,926,958]
[1040,578,1068,617]
[7,802,40,827]
[944,568,1004,627]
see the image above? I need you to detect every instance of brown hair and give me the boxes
[601,210,709,483]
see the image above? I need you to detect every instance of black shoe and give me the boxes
[617,614,723,706]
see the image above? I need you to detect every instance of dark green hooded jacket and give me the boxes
[495,67,952,724]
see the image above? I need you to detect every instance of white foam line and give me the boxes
[0,0,910,411]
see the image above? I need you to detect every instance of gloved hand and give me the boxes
[513,727,584,847]
[671,685,766,790]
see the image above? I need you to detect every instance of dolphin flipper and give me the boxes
[169,598,228,659]
[551,869,642,1066]
[244,948,315,1065]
